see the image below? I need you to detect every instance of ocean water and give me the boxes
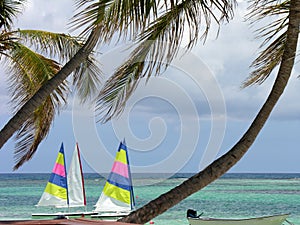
[0,173,299,224]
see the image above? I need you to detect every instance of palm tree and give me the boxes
[0,1,298,224]
[0,0,235,167]
[42,0,298,223]
[116,0,300,223]
[0,0,101,169]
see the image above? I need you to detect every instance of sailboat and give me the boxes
[32,143,97,218]
[92,141,135,220]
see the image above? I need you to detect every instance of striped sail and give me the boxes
[36,143,68,207]
[67,143,86,207]
[94,141,135,212]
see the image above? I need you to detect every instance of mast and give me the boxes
[64,143,69,208]
[76,143,87,207]
[123,139,135,209]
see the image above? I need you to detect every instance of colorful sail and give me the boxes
[36,143,68,207]
[67,143,86,207]
[94,141,135,212]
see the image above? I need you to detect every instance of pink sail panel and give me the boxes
[52,163,66,177]
[111,161,129,178]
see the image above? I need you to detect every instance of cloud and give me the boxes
[0,67,10,117]
[187,2,300,123]
[14,0,74,32]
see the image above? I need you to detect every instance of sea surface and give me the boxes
[0,173,299,224]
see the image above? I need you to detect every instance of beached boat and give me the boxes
[187,209,289,225]
[92,141,135,220]
[32,143,96,218]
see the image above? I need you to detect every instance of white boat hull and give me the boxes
[32,211,97,219]
[187,214,289,225]
[91,211,131,221]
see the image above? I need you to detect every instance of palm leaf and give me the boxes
[6,43,65,106]
[0,0,27,30]
[16,29,102,101]
[3,43,68,169]
[0,30,18,54]
[73,55,102,102]
[70,0,158,39]
[13,97,55,170]
[243,0,292,87]
[16,30,84,63]
[96,0,236,122]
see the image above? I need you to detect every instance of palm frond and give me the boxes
[0,30,18,54]
[5,43,65,107]
[70,0,158,40]
[243,0,291,87]
[0,0,27,30]
[96,0,236,122]
[16,30,84,63]
[13,97,55,170]
[3,43,69,168]
[73,55,102,102]
[16,29,102,101]
[96,55,145,122]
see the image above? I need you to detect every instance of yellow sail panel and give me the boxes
[115,149,127,164]
[45,182,67,200]
[103,182,130,204]
[56,152,65,165]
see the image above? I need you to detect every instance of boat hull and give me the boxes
[91,211,130,221]
[187,214,289,225]
[31,211,97,219]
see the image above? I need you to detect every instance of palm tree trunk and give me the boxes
[119,1,300,224]
[0,26,101,150]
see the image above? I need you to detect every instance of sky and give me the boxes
[0,0,299,175]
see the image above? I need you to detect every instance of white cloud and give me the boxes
[186,2,300,123]
[0,67,10,117]
[14,0,74,32]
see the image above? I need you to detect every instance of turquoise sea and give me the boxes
[0,173,299,224]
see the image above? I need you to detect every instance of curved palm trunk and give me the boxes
[119,1,300,224]
[0,26,101,150]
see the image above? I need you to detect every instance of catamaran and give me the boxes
[32,143,96,218]
[92,141,136,220]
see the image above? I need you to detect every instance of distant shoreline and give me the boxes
[1,172,300,179]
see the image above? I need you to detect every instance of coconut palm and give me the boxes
[55,0,300,223]
[116,0,299,223]
[0,1,101,169]
[0,0,235,167]
[0,0,298,223]
[70,0,299,223]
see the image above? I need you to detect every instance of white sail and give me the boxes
[37,192,68,208]
[67,143,86,207]
[95,192,131,212]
